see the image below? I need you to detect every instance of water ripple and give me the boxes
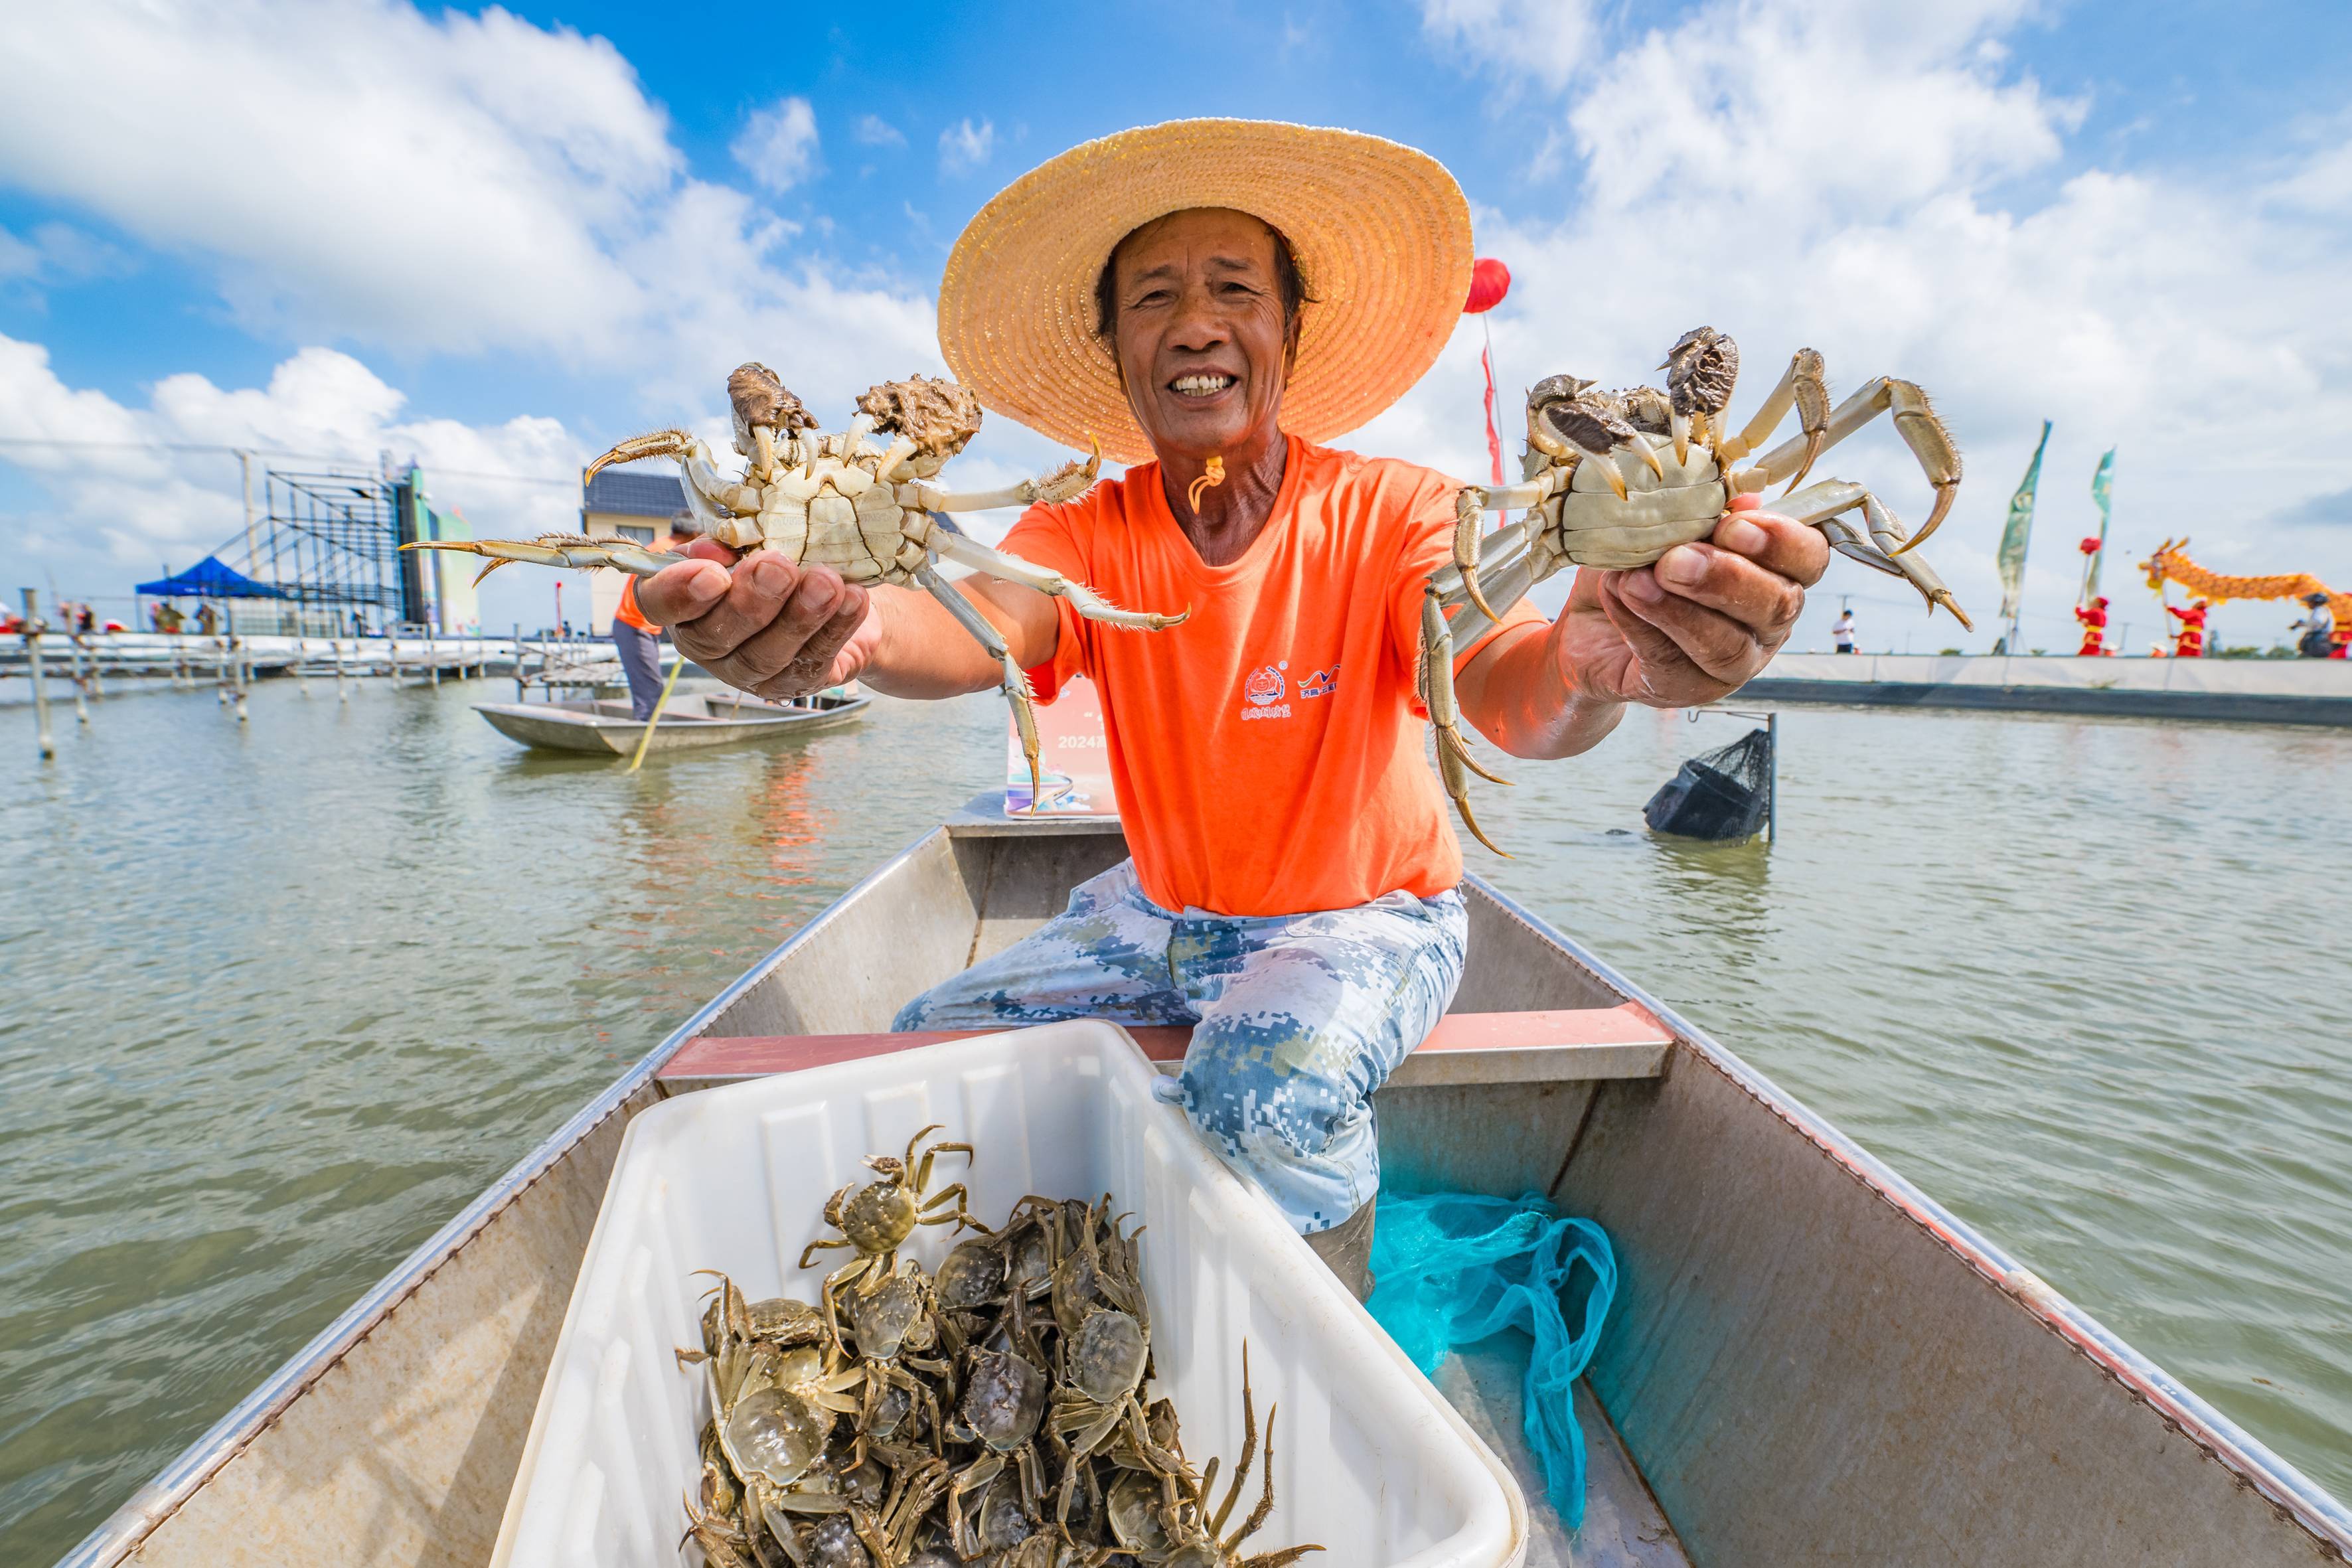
[1,684,2347,1558]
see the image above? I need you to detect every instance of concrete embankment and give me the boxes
[1741,653,2352,726]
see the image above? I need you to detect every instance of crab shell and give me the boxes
[959,1347,1047,1451]
[935,1237,1008,1310]
[718,1386,830,1488]
[844,1269,927,1358]
[1067,1308,1147,1405]
[839,1174,920,1253]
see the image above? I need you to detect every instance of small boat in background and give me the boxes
[471,686,869,755]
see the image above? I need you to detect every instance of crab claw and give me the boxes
[584,428,696,484]
[1670,412,1691,467]
[1931,589,1974,631]
[1452,489,1502,624]
[1592,456,1629,503]
[1633,439,1666,483]
[1891,481,1958,554]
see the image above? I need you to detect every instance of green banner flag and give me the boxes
[1998,420,2051,627]
[2086,447,2115,599]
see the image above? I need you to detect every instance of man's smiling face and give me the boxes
[1107,206,1295,463]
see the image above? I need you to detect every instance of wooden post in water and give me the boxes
[232,631,248,724]
[21,589,54,760]
[386,627,399,688]
[512,623,524,702]
[65,631,91,726]
[335,639,349,702]
[293,631,309,696]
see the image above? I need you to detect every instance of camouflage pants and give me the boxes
[893,860,1466,1235]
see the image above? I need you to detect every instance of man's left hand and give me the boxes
[1557,494,1829,708]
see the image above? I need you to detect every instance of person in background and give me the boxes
[2291,592,2335,659]
[611,512,705,719]
[157,602,185,634]
[2074,595,2109,656]
[1832,607,1857,653]
[2167,597,2208,659]
[195,601,220,637]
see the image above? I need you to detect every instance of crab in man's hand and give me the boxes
[1420,327,1971,853]
[402,364,1188,806]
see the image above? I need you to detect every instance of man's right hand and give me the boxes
[635,541,878,699]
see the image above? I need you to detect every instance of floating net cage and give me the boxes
[1644,725,1774,840]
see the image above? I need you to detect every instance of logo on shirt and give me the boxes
[1300,665,1340,698]
[1241,661,1291,720]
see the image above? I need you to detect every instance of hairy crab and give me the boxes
[799,1124,991,1346]
[1423,328,1970,852]
[402,365,1187,805]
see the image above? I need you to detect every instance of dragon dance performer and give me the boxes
[2167,597,2209,659]
[633,121,1824,1293]
[2075,595,2110,656]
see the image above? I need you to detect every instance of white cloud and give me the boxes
[732,96,820,193]
[938,118,996,176]
[1366,0,2352,647]
[855,114,907,148]
[0,335,582,615]
[1419,0,1599,96]
[0,0,937,388]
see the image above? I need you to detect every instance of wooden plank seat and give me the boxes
[656,1004,1674,1093]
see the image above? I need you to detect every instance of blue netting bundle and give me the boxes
[1366,1191,1618,1530]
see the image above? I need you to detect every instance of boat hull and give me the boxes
[471,692,868,754]
[58,809,2352,1568]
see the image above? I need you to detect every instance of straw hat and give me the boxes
[939,119,1472,466]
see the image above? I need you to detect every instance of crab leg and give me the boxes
[1715,348,1829,491]
[1421,585,1510,856]
[913,437,1103,512]
[1776,480,1972,628]
[1431,509,1539,606]
[917,564,1046,811]
[1433,541,1545,653]
[399,533,682,586]
[1734,377,1960,549]
[925,523,1189,631]
[1448,477,1558,622]
[588,430,762,516]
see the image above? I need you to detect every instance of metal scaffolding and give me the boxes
[200,467,404,634]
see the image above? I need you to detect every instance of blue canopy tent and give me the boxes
[135,557,288,599]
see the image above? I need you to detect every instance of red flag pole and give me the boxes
[1480,317,1506,526]
[1464,256,1514,529]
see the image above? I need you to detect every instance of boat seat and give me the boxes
[655,1006,1672,1095]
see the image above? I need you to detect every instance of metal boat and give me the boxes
[471,687,870,754]
[58,805,2352,1567]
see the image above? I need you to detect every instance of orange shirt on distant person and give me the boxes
[1000,435,1543,917]
[614,574,657,633]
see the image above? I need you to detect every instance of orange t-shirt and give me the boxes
[614,575,656,633]
[1002,435,1543,917]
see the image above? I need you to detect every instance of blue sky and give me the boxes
[4,0,2350,651]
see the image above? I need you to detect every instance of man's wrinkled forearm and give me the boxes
[1456,621,1625,760]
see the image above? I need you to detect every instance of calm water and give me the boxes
[1,674,2347,1558]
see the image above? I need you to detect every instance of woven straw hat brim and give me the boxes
[939,119,1472,466]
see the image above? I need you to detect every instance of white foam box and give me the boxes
[490,1020,1528,1568]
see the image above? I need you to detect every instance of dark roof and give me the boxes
[583,469,687,518]
[135,556,289,598]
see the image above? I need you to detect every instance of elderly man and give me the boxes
[638,121,1824,1292]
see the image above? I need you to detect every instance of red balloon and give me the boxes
[2078,536,2102,554]
[1463,257,1511,314]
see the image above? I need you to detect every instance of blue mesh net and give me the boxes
[1366,1191,1618,1531]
